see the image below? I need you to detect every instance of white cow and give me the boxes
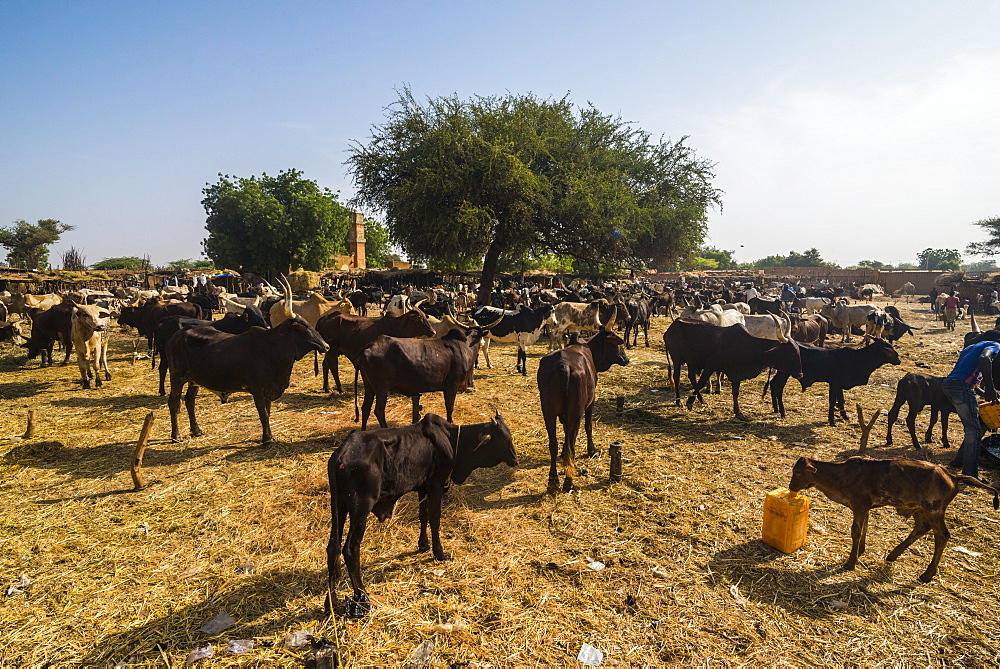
[71,303,112,389]
[821,300,879,342]
[794,296,831,314]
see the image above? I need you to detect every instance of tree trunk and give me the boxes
[477,239,503,307]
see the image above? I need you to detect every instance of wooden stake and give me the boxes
[131,412,155,491]
[856,403,880,454]
[23,409,35,439]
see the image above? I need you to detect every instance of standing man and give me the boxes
[944,340,1000,479]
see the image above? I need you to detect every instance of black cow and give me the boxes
[623,297,651,348]
[317,309,436,393]
[22,302,74,366]
[769,339,901,426]
[166,288,328,444]
[153,304,269,395]
[664,319,802,421]
[538,329,629,493]
[354,328,487,430]
[884,373,953,450]
[470,304,553,375]
[748,296,782,316]
[326,412,517,617]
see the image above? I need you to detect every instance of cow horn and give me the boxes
[218,294,248,312]
[480,312,505,330]
[411,298,427,310]
[279,275,294,319]
[770,313,789,342]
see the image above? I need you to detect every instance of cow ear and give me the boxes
[805,462,817,473]
[473,433,492,451]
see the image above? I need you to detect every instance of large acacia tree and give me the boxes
[201,169,352,275]
[348,90,722,303]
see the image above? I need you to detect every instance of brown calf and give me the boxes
[789,457,999,582]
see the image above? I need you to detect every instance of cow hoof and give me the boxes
[562,478,575,493]
[917,571,935,583]
[191,429,205,438]
[105,372,112,380]
[842,562,857,571]
[345,593,370,619]
[434,551,451,561]
[547,479,560,495]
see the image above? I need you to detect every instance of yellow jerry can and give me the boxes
[762,487,809,553]
[979,401,1000,430]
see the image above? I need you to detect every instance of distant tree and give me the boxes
[855,259,892,270]
[166,258,215,272]
[0,219,74,269]
[966,216,1000,257]
[202,169,352,276]
[690,257,720,270]
[60,246,88,272]
[348,89,722,304]
[696,246,736,269]
[895,262,917,270]
[917,248,962,271]
[752,254,788,269]
[784,248,828,267]
[91,256,149,271]
[967,259,997,271]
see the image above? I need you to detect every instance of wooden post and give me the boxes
[131,412,156,491]
[609,441,623,483]
[856,404,880,454]
[23,409,35,439]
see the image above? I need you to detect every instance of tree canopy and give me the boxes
[917,248,961,271]
[201,169,352,276]
[966,216,1000,258]
[748,248,836,269]
[165,258,215,272]
[91,256,151,271]
[348,90,722,301]
[0,219,74,270]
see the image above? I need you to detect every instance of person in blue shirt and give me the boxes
[943,340,1000,478]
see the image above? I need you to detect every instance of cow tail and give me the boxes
[663,337,674,390]
[761,368,772,399]
[353,368,360,422]
[326,460,343,614]
[562,368,577,478]
[952,474,1000,510]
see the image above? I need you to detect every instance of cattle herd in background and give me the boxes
[1,273,999,615]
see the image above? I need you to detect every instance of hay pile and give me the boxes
[287,270,319,292]
[0,300,998,665]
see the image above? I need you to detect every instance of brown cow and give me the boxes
[789,456,999,582]
[537,329,629,493]
[354,328,488,430]
[317,309,435,393]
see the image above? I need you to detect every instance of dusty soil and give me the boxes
[0,298,998,666]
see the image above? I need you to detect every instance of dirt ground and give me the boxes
[1,298,999,666]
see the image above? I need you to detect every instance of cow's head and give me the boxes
[73,303,111,333]
[399,309,436,338]
[788,457,818,494]
[587,327,629,372]
[451,410,518,484]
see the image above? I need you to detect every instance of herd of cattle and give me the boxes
[1,276,998,615]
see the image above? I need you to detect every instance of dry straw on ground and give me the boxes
[0,301,998,666]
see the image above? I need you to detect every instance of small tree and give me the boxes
[166,258,215,272]
[917,248,961,271]
[0,219,74,269]
[60,246,88,271]
[202,169,352,276]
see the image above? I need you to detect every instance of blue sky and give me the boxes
[2,1,998,268]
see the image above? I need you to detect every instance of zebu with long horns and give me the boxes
[166,276,329,444]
